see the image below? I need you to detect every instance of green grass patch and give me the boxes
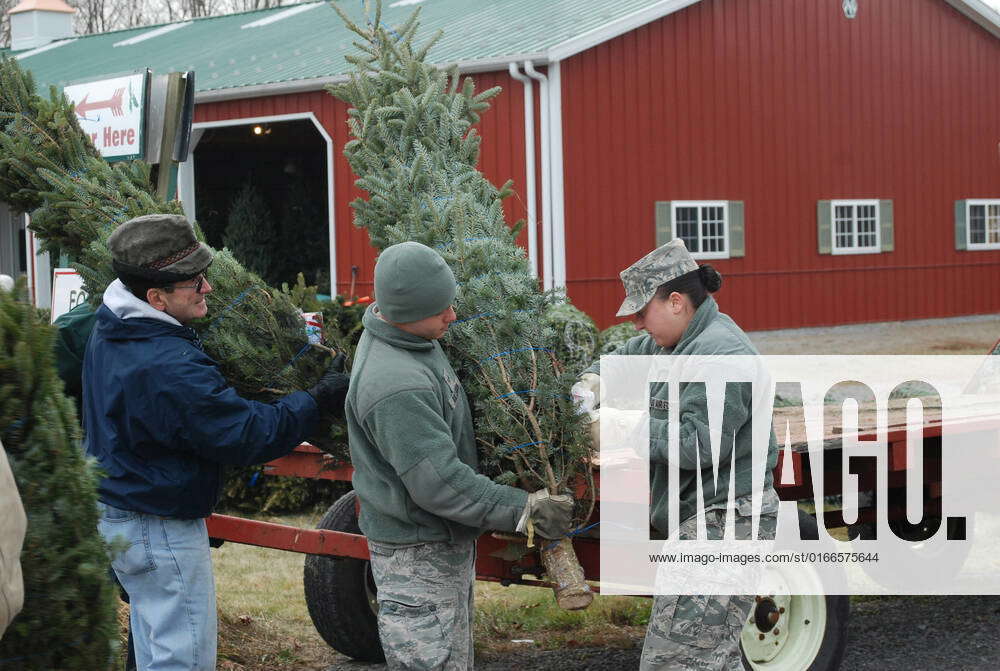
[475,582,648,653]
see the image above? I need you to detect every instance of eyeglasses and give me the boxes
[168,275,207,293]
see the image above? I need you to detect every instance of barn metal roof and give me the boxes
[5,0,1000,102]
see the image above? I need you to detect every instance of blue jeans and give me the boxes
[98,503,216,671]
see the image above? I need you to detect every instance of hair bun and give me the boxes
[699,265,723,293]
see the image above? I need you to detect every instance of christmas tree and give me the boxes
[330,0,594,608]
[0,283,118,669]
[224,181,277,285]
[0,57,346,455]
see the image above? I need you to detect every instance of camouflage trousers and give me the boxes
[368,538,476,671]
[640,493,779,671]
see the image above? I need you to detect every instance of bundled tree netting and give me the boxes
[0,56,350,458]
[0,282,118,669]
[330,0,594,609]
[544,302,599,376]
[221,279,366,512]
[598,321,640,355]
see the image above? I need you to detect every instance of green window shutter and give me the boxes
[879,199,894,252]
[817,201,832,254]
[728,200,745,258]
[655,201,673,246]
[955,200,968,250]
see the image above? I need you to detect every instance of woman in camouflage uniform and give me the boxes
[580,239,779,671]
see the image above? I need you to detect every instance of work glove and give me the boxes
[516,489,574,540]
[307,352,350,412]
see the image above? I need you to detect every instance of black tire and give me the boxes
[303,491,385,662]
[848,514,973,592]
[740,509,850,671]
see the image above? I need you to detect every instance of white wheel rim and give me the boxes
[740,565,828,670]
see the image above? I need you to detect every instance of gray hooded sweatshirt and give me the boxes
[346,305,528,545]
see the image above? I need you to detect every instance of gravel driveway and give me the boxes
[322,595,1000,669]
[746,313,1000,355]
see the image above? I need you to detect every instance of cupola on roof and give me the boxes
[8,0,76,15]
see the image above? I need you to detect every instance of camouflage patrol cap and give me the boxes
[615,239,698,317]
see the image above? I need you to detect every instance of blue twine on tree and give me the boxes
[542,522,600,550]
[505,440,547,453]
[495,389,572,401]
[206,288,255,332]
[480,347,553,364]
[453,311,494,324]
[284,342,312,368]
[495,389,537,399]
[248,471,261,488]
[263,342,313,391]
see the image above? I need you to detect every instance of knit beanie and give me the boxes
[374,242,456,323]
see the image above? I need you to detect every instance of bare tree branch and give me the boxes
[2,0,300,48]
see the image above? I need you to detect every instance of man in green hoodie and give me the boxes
[345,241,573,670]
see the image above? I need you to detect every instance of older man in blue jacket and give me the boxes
[84,214,347,671]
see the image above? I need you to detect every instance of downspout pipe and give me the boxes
[523,61,553,291]
[548,60,566,291]
[508,62,538,278]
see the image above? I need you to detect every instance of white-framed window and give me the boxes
[655,201,745,258]
[670,201,730,259]
[830,200,880,255]
[964,200,1000,250]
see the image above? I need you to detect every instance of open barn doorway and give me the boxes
[190,116,332,292]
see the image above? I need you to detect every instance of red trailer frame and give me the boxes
[206,444,602,589]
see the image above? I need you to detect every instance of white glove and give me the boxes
[572,373,601,453]
[571,373,601,420]
[594,407,650,460]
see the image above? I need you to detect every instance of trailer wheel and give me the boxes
[847,514,972,592]
[303,491,385,662]
[740,510,849,671]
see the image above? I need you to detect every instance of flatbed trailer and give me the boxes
[207,441,843,669]
[205,343,1000,671]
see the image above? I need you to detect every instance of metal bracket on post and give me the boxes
[155,72,184,201]
[145,71,194,202]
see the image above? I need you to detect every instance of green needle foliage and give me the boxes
[599,321,640,355]
[224,181,277,286]
[0,56,348,458]
[545,302,599,377]
[0,283,118,670]
[330,1,593,515]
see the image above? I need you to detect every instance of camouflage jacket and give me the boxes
[585,297,777,531]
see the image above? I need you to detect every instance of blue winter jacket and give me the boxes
[82,280,318,518]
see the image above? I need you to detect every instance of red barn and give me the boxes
[4,0,1000,329]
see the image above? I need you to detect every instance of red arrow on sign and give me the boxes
[74,88,126,117]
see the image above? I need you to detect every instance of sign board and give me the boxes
[64,71,149,162]
[50,268,88,323]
